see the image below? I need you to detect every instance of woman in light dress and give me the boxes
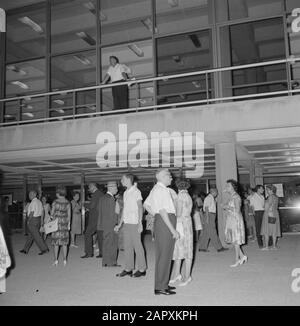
[0,222,11,293]
[70,191,82,248]
[192,193,203,243]
[223,179,247,267]
[170,179,194,286]
[260,185,281,250]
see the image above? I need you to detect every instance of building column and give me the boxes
[22,175,28,235]
[250,160,264,188]
[215,142,238,246]
[0,8,6,123]
[80,173,85,233]
[37,175,42,199]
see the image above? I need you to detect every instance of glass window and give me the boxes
[6,59,46,97]
[155,0,211,36]
[100,0,152,46]
[220,18,287,97]
[216,0,284,22]
[6,3,46,62]
[156,30,213,105]
[51,0,96,54]
[101,40,154,111]
[51,50,96,91]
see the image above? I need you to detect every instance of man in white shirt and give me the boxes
[144,169,179,295]
[20,190,48,255]
[115,174,146,278]
[102,55,131,110]
[249,185,265,248]
[198,188,227,252]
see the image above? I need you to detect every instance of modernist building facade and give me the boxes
[0,0,300,240]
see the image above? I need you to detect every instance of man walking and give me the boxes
[249,185,265,248]
[20,190,49,255]
[144,168,179,295]
[99,181,120,267]
[198,188,227,253]
[115,174,146,278]
[81,183,103,258]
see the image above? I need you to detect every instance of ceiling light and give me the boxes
[146,87,154,93]
[168,0,179,8]
[141,17,153,32]
[21,104,33,110]
[179,94,187,100]
[173,55,181,63]
[54,99,65,105]
[55,109,65,114]
[76,31,96,46]
[19,16,43,34]
[74,54,92,65]
[22,112,34,118]
[11,81,29,89]
[83,2,107,21]
[137,99,146,104]
[189,34,202,48]
[86,105,96,110]
[7,65,27,76]
[192,81,201,88]
[128,44,144,57]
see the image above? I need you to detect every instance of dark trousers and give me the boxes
[112,82,128,110]
[198,212,222,251]
[154,213,176,291]
[96,230,103,255]
[102,230,118,266]
[254,210,264,247]
[84,220,98,256]
[23,216,48,253]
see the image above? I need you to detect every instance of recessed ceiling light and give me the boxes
[11,81,29,89]
[128,44,144,57]
[7,65,27,76]
[168,0,179,8]
[141,17,153,32]
[74,54,92,65]
[76,31,96,45]
[83,2,107,21]
[22,112,34,118]
[19,16,43,34]
[192,81,201,88]
[55,109,65,114]
[54,99,65,105]
[146,87,154,93]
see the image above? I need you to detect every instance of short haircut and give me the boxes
[266,184,277,194]
[109,55,119,63]
[254,184,264,192]
[123,173,135,184]
[155,168,169,178]
[176,178,190,190]
[226,179,239,192]
[72,190,80,198]
[56,185,67,197]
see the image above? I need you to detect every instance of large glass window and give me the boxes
[51,0,97,54]
[101,40,154,111]
[100,0,152,46]
[155,0,211,36]
[156,30,213,105]
[216,0,284,22]
[6,3,46,62]
[220,18,287,97]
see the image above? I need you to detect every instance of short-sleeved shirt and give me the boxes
[203,193,216,213]
[27,198,43,217]
[249,192,265,211]
[106,63,131,82]
[123,185,143,224]
[144,182,176,215]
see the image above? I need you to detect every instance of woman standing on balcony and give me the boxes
[101,56,131,110]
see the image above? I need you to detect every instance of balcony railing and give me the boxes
[1,56,300,126]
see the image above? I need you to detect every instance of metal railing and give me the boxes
[1,56,300,126]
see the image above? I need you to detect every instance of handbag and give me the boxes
[268,216,276,224]
[44,218,58,235]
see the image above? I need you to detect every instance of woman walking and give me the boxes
[41,195,51,240]
[261,185,281,250]
[170,179,193,286]
[50,185,71,266]
[70,191,82,248]
[223,179,247,267]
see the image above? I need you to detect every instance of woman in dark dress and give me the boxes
[50,185,71,266]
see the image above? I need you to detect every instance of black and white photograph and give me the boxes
[0,0,300,312]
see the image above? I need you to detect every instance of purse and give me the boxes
[44,219,58,235]
[268,216,276,224]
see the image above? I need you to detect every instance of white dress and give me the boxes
[0,225,11,293]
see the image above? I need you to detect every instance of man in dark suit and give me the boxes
[81,183,103,258]
[98,181,120,267]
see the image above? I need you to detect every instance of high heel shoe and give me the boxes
[63,260,67,266]
[53,260,58,266]
[239,255,248,265]
[230,260,240,267]
[169,274,182,284]
[179,277,192,287]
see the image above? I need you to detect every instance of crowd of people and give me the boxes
[1,169,282,295]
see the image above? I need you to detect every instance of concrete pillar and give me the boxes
[80,173,85,233]
[249,160,264,188]
[22,175,28,235]
[215,142,238,246]
[37,175,42,199]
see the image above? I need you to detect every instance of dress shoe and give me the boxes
[19,249,28,254]
[169,274,182,284]
[81,254,93,258]
[198,249,209,252]
[217,247,229,252]
[96,254,103,258]
[239,255,248,265]
[116,270,133,277]
[168,285,176,290]
[179,277,192,287]
[154,289,176,295]
[132,270,146,278]
[38,249,49,255]
[103,263,121,267]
